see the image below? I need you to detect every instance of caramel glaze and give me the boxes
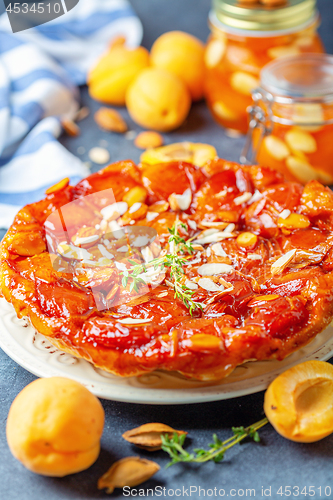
[2,158,333,380]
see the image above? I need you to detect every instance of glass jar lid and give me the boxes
[212,0,317,33]
[260,54,333,102]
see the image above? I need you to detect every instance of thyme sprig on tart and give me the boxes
[120,219,204,315]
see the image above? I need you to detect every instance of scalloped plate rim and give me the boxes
[1,298,333,404]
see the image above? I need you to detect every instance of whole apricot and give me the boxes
[264,360,333,443]
[126,68,191,132]
[88,43,150,105]
[150,31,205,101]
[6,377,104,476]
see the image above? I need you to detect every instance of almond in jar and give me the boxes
[204,0,324,134]
[241,54,333,185]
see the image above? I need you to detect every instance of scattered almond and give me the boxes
[192,244,204,251]
[126,130,137,140]
[122,423,187,451]
[248,190,263,204]
[233,192,252,206]
[196,228,219,239]
[71,227,101,248]
[135,131,164,150]
[198,278,224,292]
[187,219,197,230]
[121,203,148,224]
[279,209,291,220]
[94,107,128,133]
[141,246,154,263]
[98,457,160,494]
[215,190,227,198]
[101,202,128,221]
[197,263,234,276]
[146,212,159,221]
[247,254,261,260]
[61,119,80,137]
[224,223,236,233]
[185,279,199,290]
[271,249,297,275]
[198,221,229,230]
[205,288,234,305]
[168,188,192,211]
[194,227,236,245]
[211,242,227,257]
[89,147,110,164]
[75,106,90,122]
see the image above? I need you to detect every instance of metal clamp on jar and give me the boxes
[204,0,324,135]
[241,54,333,185]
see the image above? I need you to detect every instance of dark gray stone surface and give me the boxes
[1,1,333,499]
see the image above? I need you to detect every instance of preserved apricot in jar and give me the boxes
[251,55,333,184]
[204,1,324,134]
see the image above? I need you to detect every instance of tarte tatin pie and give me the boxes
[1,156,333,380]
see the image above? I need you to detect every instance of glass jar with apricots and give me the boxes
[204,0,324,135]
[241,54,333,185]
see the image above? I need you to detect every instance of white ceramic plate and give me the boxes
[1,297,333,404]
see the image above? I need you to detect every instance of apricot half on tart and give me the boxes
[264,360,333,443]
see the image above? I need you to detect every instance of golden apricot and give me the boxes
[264,360,333,443]
[126,68,191,132]
[6,377,104,476]
[140,142,217,167]
[150,31,205,101]
[88,44,149,105]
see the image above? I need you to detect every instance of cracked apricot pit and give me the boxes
[264,360,333,443]
[6,377,104,476]
[126,67,191,132]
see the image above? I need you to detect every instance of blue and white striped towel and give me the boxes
[0,0,142,229]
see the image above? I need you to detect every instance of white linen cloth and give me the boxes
[0,0,142,228]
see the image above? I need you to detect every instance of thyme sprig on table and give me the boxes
[120,220,204,315]
[161,417,268,467]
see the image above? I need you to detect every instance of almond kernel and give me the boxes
[134,131,164,150]
[94,107,128,133]
[61,119,80,137]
